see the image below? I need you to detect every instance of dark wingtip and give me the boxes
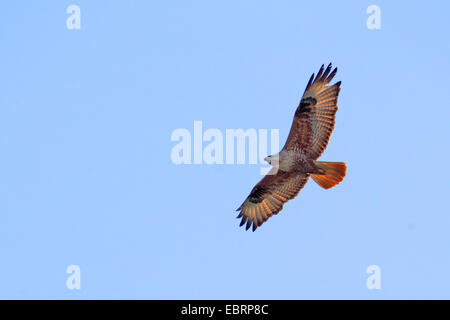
[306,73,314,89]
[325,67,338,83]
[315,64,325,83]
[320,63,333,81]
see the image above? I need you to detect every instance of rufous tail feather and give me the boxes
[311,161,346,189]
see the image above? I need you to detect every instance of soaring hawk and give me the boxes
[236,63,346,231]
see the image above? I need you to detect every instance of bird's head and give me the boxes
[264,153,282,168]
[265,154,280,165]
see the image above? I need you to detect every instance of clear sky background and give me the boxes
[0,1,449,299]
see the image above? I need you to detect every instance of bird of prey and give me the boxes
[236,63,346,231]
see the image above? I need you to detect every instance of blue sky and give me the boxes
[0,1,449,299]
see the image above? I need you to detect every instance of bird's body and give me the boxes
[267,150,319,173]
[237,63,347,231]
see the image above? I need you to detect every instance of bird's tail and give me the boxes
[311,161,346,189]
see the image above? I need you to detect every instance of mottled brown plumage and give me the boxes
[236,63,346,231]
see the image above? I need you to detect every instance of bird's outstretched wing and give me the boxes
[236,168,309,231]
[283,63,341,159]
